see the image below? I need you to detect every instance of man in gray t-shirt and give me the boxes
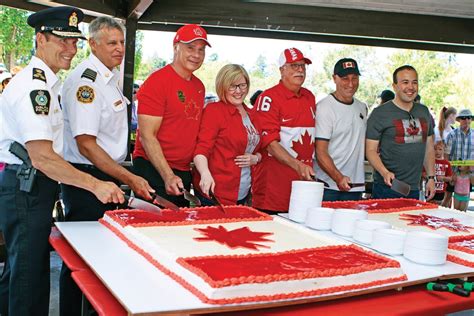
[366,65,436,200]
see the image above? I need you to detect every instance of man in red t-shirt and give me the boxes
[132,24,210,206]
[252,48,316,212]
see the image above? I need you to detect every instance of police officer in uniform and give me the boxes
[59,16,154,315]
[0,7,124,316]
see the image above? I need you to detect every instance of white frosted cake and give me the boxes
[100,206,407,304]
[323,198,474,267]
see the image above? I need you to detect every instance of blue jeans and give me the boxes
[0,168,58,316]
[372,182,420,199]
[323,189,363,201]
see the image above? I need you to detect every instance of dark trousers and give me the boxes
[0,168,58,316]
[323,189,363,201]
[372,182,420,200]
[133,157,191,207]
[59,164,120,316]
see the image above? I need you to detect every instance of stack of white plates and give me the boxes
[288,181,324,223]
[372,229,406,255]
[403,231,448,265]
[305,207,334,230]
[353,220,391,244]
[331,209,368,237]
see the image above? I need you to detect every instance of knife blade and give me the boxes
[180,188,201,206]
[209,190,226,213]
[151,193,180,212]
[391,178,410,196]
[125,195,162,214]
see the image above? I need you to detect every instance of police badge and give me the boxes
[76,85,95,103]
[30,90,51,115]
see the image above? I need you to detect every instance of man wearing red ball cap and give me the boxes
[133,24,210,206]
[252,47,316,212]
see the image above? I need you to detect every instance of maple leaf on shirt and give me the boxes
[291,130,314,162]
[184,100,201,120]
[193,225,274,250]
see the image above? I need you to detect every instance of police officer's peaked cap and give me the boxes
[27,6,86,39]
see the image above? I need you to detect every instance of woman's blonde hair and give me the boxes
[215,64,250,104]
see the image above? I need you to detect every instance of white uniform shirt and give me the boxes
[0,56,63,164]
[62,54,129,164]
[314,94,367,191]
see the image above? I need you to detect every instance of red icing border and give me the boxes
[447,254,474,267]
[105,205,271,228]
[322,198,437,214]
[100,218,407,304]
[448,235,474,255]
[176,245,402,288]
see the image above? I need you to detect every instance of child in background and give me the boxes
[453,165,474,212]
[431,141,452,205]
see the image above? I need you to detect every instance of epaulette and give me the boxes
[32,68,47,83]
[81,68,97,82]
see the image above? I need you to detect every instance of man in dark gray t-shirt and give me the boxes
[366,65,436,200]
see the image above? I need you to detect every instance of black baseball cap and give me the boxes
[334,58,361,77]
[27,6,86,39]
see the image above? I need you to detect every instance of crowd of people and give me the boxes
[0,5,473,316]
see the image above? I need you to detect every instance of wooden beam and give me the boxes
[140,0,474,53]
[127,0,153,19]
[123,17,138,158]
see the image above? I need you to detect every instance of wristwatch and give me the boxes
[427,175,436,181]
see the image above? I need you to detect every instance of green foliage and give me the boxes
[134,31,144,78]
[310,45,390,107]
[0,6,35,69]
[388,50,460,113]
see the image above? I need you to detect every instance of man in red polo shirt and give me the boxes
[133,24,210,206]
[252,48,316,212]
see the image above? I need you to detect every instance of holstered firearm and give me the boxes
[8,141,37,192]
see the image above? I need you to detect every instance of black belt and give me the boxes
[3,163,46,177]
[72,163,97,170]
[5,164,20,171]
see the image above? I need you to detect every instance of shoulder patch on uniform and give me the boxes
[30,90,51,115]
[76,85,95,103]
[32,68,47,83]
[81,68,97,82]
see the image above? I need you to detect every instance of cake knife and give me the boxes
[180,188,201,206]
[125,195,162,214]
[209,190,226,213]
[391,178,410,196]
[151,193,181,212]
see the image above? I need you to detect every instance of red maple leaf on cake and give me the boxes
[291,130,314,163]
[399,213,474,232]
[454,240,474,250]
[193,225,274,250]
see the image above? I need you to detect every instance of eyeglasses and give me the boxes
[458,117,472,120]
[229,83,248,92]
[286,63,306,71]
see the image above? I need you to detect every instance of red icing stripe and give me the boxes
[105,205,271,227]
[322,198,437,214]
[178,245,402,288]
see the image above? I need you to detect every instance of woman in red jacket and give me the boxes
[193,64,261,205]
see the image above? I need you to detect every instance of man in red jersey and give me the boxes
[252,48,316,212]
[132,24,210,206]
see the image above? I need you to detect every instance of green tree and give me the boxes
[388,50,457,112]
[134,31,144,78]
[311,45,389,107]
[0,6,35,69]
